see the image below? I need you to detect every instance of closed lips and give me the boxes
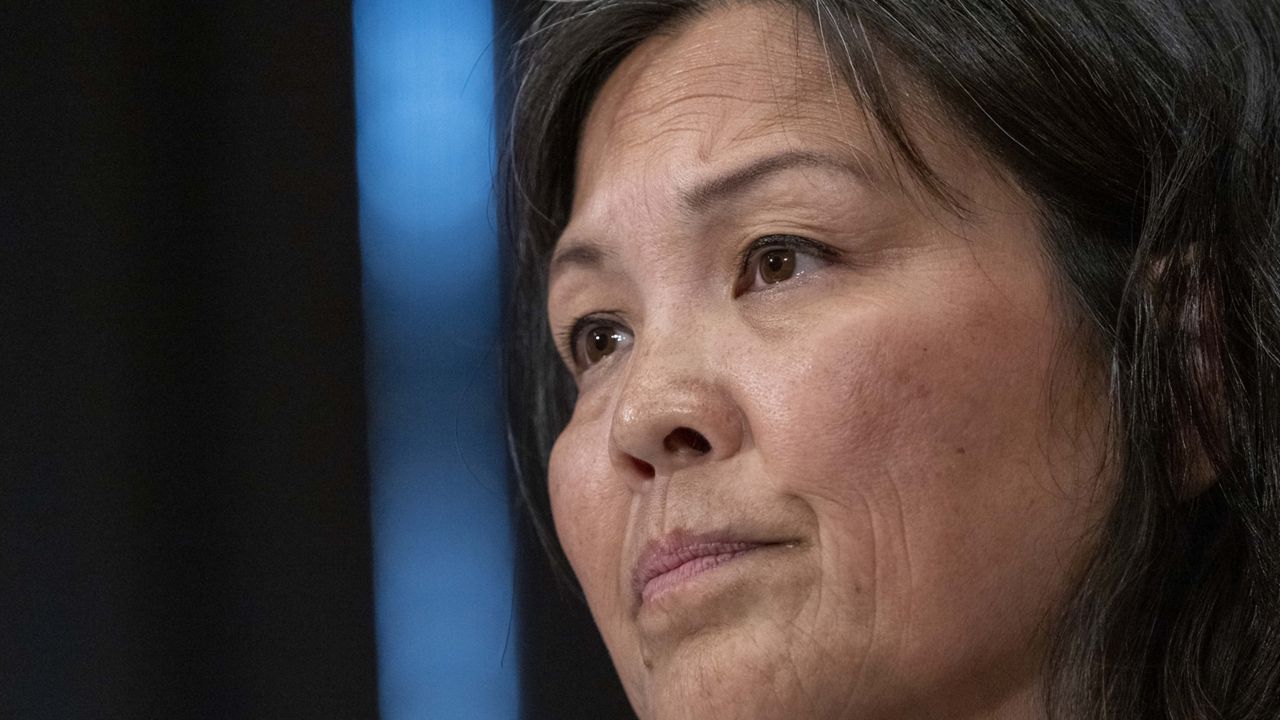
[633,538,774,604]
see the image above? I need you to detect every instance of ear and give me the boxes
[1128,240,1226,501]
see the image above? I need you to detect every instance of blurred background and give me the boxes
[1,1,631,718]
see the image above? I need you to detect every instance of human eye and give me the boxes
[735,234,839,295]
[558,313,633,372]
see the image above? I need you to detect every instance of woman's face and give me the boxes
[545,5,1110,719]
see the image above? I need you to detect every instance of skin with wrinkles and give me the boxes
[545,5,1112,719]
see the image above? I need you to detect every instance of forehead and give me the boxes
[573,4,873,209]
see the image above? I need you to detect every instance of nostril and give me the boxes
[631,456,656,479]
[664,426,712,455]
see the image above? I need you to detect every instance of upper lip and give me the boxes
[631,529,781,602]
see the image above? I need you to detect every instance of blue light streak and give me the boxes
[353,1,518,717]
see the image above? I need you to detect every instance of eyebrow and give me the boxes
[548,242,615,284]
[548,149,873,282]
[681,149,874,212]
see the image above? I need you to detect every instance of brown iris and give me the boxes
[759,248,796,284]
[584,327,619,364]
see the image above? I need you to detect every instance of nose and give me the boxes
[608,341,745,487]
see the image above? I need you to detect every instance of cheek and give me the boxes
[547,413,632,622]
[752,261,1081,511]
[739,270,1103,678]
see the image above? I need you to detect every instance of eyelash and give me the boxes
[559,234,838,372]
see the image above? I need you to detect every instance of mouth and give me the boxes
[632,531,789,605]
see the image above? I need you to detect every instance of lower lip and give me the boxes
[641,545,768,604]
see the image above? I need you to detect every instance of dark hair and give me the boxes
[500,1,1280,717]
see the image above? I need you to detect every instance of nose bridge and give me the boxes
[608,308,743,483]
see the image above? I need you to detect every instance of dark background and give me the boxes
[1,1,631,718]
[1,2,377,717]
